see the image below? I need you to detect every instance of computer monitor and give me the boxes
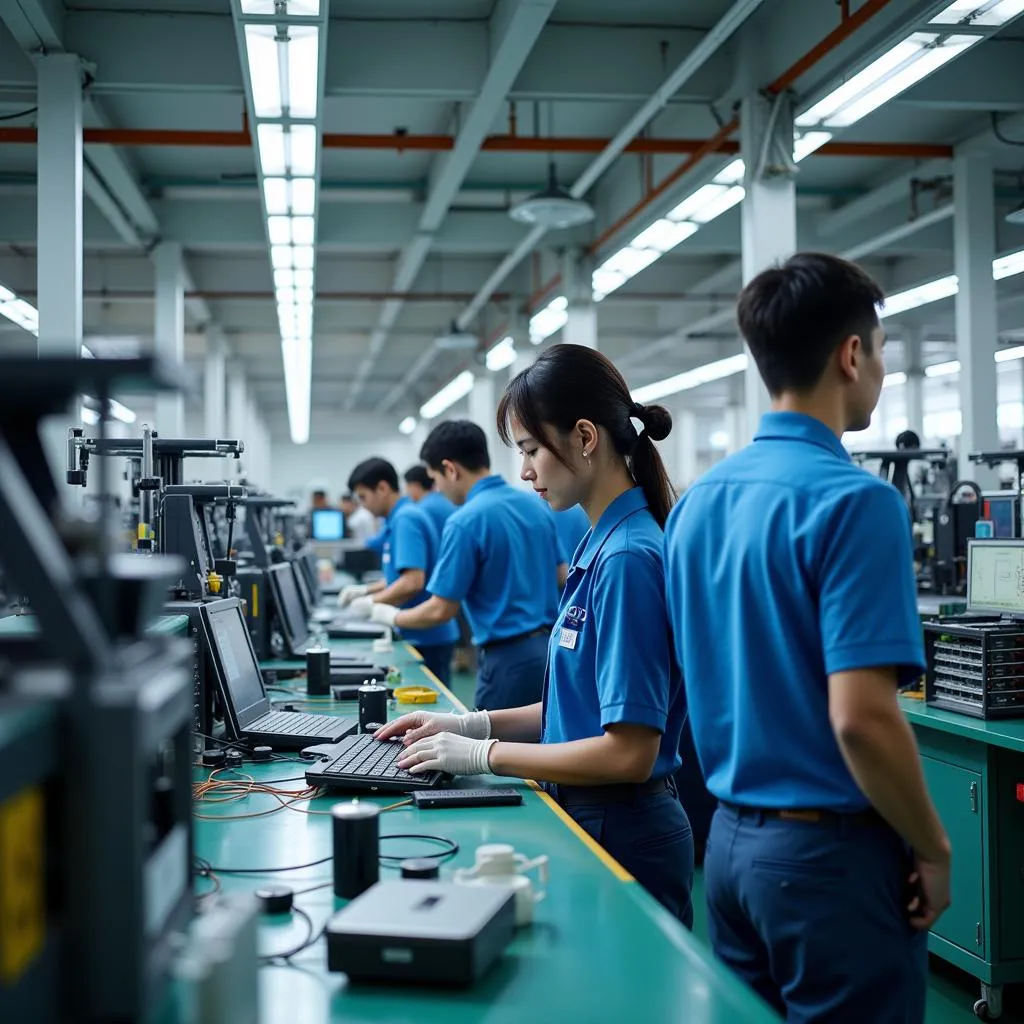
[266,562,310,654]
[983,494,1019,539]
[966,539,1024,616]
[293,557,314,616]
[311,508,345,542]
[203,598,272,731]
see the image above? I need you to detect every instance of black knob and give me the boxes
[201,748,226,768]
[252,745,273,762]
[400,858,440,880]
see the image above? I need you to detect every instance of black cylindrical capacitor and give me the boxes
[332,802,380,899]
[225,749,244,769]
[202,748,226,768]
[307,646,331,696]
[400,858,440,880]
[358,683,388,733]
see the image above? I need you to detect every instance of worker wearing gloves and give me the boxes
[664,253,950,1022]
[377,345,694,926]
[362,420,564,710]
[338,457,458,685]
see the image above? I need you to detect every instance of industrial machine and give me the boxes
[0,356,195,1022]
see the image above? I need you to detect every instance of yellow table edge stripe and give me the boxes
[411,646,635,885]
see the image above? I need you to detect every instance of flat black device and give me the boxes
[332,665,387,685]
[304,733,443,792]
[203,598,357,748]
[411,788,524,809]
[325,617,391,641]
[266,562,311,656]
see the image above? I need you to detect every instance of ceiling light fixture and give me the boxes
[398,416,418,435]
[509,162,595,229]
[420,370,475,420]
[485,336,517,372]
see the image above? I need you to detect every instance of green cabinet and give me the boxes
[921,758,986,958]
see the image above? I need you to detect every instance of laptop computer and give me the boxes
[266,562,313,656]
[203,598,357,749]
[305,734,444,793]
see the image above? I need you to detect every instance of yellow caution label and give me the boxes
[0,786,45,984]
[251,583,259,618]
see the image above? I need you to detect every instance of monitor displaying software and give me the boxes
[311,508,344,541]
[967,540,1024,615]
[267,562,310,652]
[207,600,267,721]
[983,494,1019,539]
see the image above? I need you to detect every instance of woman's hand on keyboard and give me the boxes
[398,733,497,776]
[374,710,491,745]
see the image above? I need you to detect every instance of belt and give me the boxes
[719,800,881,826]
[481,627,551,653]
[549,775,673,806]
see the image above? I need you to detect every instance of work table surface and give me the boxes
[900,695,1024,753]
[196,638,780,1023]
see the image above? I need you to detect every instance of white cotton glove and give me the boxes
[398,732,498,776]
[348,595,374,620]
[370,603,400,628]
[338,583,369,607]
[374,710,491,744]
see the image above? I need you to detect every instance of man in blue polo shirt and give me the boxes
[341,457,459,684]
[366,420,565,709]
[403,464,456,536]
[664,252,950,1023]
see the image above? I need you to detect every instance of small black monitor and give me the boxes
[204,599,270,730]
[293,558,314,616]
[983,494,1019,539]
[311,508,344,541]
[267,562,310,655]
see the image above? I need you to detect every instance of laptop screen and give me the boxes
[292,558,314,615]
[206,601,267,723]
[269,562,310,652]
[967,539,1024,615]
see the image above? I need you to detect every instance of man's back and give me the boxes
[664,412,923,811]
[419,490,456,535]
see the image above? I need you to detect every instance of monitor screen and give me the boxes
[270,563,309,651]
[207,602,266,720]
[984,495,1019,539]
[293,557,314,615]
[967,540,1024,615]
[311,508,344,541]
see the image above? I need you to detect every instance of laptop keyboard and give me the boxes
[320,734,422,783]
[251,711,344,738]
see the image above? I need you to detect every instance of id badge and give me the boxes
[558,627,578,650]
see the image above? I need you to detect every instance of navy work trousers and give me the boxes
[474,633,548,710]
[416,643,454,687]
[705,805,928,1024]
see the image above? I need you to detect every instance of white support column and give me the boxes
[905,326,925,438]
[153,241,185,437]
[561,249,598,349]
[37,54,83,358]
[723,375,746,453]
[677,409,699,491]
[228,360,248,450]
[740,92,797,441]
[204,331,227,438]
[954,150,999,483]
[469,375,505,479]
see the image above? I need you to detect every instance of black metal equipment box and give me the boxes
[924,618,1024,719]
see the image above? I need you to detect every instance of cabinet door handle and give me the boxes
[977,923,983,947]
[970,781,978,813]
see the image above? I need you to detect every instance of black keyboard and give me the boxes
[250,711,345,738]
[307,734,440,791]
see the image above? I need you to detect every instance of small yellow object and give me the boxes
[208,571,222,595]
[393,685,438,704]
[0,786,45,983]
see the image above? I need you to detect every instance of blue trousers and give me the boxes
[705,805,928,1024]
[416,643,454,687]
[560,781,694,927]
[474,633,548,710]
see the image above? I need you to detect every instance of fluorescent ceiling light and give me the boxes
[289,125,317,176]
[81,405,100,426]
[714,159,745,185]
[690,185,745,224]
[420,370,475,420]
[263,177,289,215]
[601,246,661,278]
[286,26,320,118]
[241,0,320,13]
[529,296,569,345]
[291,216,315,245]
[880,275,959,317]
[631,218,699,253]
[925,359,961,378]
[294,286,314,305]
[883,371,907,388]
[274,268,295,289]
[994,248,1024,280]
[268,216,292,245]
[244,25,282,118]
[631,353,749,403]
[667,184,728,223]
[709,429,730,451]
[0,282,39,336]
[399,416,417,435]
[291,178,315,215]
[486,336,517,372]
[281,336,311,444]
[995,344,1024,363]
[293,245,314,270]
[271,245,293,270]
[793,131,832,162]
[592,267,627,301]
[257,123,286,176]
[293,268,314,289]
[277,286,296,305]
[931,0,1024,25]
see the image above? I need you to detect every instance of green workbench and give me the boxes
[0,612,190,636]
[900,697,1024,1019]
[195,640,780,1023]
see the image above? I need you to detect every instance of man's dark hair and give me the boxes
[347,457,399,493]
[420,420,490,473]
[737,252,885,396]
[403,465,434,490]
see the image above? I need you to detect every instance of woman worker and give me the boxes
[376,344,693,925]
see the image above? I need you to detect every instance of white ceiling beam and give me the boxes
[342,0,558,411]
[0,0,63,50]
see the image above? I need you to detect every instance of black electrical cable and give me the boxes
[0,106,38,122]
[194,731,297,764]
[206,856,333,875]
[378,834,459,865]
[260,906,316,962]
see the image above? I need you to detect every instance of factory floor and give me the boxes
[447,669,1024,1024]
